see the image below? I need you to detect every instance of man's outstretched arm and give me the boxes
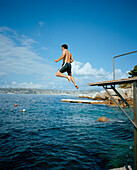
[55,51,65,62]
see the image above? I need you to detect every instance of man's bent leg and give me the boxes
[56,71,71,82]
[68,73,79,89]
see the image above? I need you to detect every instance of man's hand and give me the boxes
[55,59,58,62]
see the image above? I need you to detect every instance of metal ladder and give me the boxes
[103,85,137,129]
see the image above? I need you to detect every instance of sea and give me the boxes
[0,94,134,170]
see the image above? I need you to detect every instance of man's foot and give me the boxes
[75,85,79,89]
[67,76,71,83]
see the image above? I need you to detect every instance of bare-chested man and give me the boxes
[55,44,79,89]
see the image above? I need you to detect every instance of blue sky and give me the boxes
[0,0,137,90]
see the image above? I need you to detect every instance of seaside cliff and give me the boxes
[79,86,133,107]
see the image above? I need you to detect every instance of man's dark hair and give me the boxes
[61,44,68,49]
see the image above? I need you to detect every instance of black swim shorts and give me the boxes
[59,62,71,74]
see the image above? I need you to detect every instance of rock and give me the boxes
[78,87,133,108]
[91,91,109,100]
[97,116,109,122]
[89,87,133,107]
[93,94,102,100]
[99,91,109,100]
[79,95,90,99]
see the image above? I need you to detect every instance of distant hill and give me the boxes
[0,88,99,96]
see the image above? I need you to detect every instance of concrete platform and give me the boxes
[110,165,132,170]
[62,99,104,104]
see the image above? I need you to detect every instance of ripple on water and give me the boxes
[0,94,134,169]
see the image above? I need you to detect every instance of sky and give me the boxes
[0,0,137,90]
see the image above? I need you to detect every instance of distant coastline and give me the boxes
[0,88,99,96]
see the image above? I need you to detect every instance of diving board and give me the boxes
[87,77,137,86]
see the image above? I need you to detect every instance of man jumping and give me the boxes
[55,44,79,89]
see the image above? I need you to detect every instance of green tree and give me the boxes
[128,65,137,77]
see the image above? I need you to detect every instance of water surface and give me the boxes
[0,94,134,169]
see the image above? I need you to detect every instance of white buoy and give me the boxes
[23,109,26,112]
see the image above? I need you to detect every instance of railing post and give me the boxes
[133,81,137,170]
[113,57,115,80]
[112,50,137,81]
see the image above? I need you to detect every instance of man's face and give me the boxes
[62,47,64,51]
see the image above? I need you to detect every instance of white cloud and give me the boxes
[115,69,128,79]
[10,81,60,89]
[21,35,37,47]
[39,21,45,27]
[0,71,8,76]
[0,26,54,76]
[0,26,57,88]
[41,46,48,51]
[11,81,16,85]
[11,81,43,89]
[0,26,17,36]
[71,61,128,86]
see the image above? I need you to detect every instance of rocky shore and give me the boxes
[79,86,133,107]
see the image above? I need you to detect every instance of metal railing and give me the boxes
[113,50,137,80]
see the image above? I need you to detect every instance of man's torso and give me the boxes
[63,50,71,63]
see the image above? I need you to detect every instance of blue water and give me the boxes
[0,94,134,170]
